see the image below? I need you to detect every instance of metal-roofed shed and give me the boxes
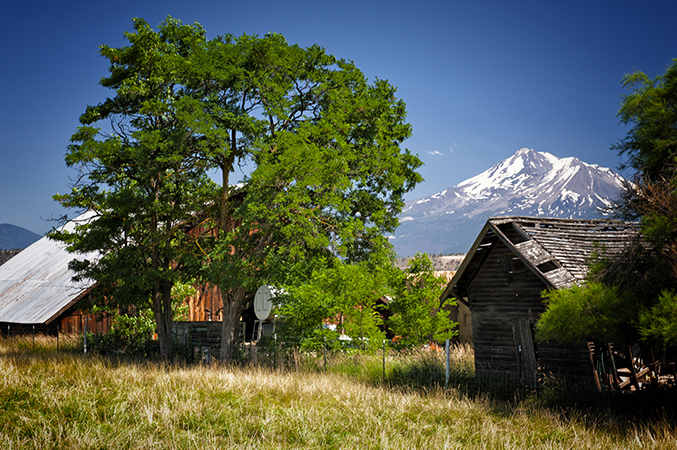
[0,211,100,334]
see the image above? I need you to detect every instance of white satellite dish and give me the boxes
[254,285,278,321]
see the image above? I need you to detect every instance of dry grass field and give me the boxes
[1,335,676,449]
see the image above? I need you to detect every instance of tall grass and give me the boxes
[1,336,676,449]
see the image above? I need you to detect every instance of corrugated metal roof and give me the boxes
[0,211,99,324]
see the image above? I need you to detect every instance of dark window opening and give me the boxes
[537,261,558,273]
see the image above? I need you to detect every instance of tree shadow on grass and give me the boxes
[381,360,677,432]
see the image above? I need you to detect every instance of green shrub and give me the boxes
[639,289,677,348]
[536,282,639,346]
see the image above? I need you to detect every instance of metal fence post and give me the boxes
[445,339,450,389]
[32,325,35,351]
[383,339,386,382]
[324,336,327,372]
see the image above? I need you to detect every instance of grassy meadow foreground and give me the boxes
[1,336,676,449]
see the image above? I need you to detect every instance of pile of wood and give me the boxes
[588,342,676,391]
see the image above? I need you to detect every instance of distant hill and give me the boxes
[395,254,465,272]
[391,148,626,257]
[0,224,41,250]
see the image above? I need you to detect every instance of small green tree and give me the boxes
[638,289,677,349]
[387,253,457,346]
[535,282,638,346]
[279,260,390,351]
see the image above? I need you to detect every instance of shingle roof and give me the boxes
[442,216,640,301]
[0,211,99,324]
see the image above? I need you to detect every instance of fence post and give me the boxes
[242,322,246,358]
[273,333,277,371]
[32,325,35,351]
[83,318,88,354]
[57,324,59,352]
[383,339,386,382]
[445,339,450,389]
[324,336,327,372]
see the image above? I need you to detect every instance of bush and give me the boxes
[639,289,677,348]
[536,282,639,346]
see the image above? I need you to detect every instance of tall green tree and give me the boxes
[611,59,677,347]
[537,60,677,349]
[189,31,422,360]
[56,17,423,361]
[52,18,214,358]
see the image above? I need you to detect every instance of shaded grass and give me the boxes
[1,336,676,449]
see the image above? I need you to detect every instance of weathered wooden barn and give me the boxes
[440,216,639,386]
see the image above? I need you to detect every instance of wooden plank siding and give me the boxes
[59,311,112,335]
[442,216,640,386]
[1,310,112,336]
[465,235,593,382]
[469,241,547,376]
[188,284,224,322]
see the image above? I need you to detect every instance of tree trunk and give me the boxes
[220,286,246,362]
[153,280,174,359]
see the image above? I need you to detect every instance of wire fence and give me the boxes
[4,330,677,424]
[161,332,475,391]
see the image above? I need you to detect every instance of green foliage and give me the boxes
[170,280,196,321]
[536,282,639,346]
[85,280,194,355]
[55,16,422,361]
[610,59,677,298]
[638,289,677,349]
[279,260,389,351]
[614,59,677,183]
[84,306,155,356]
[387,253,458,346]
[110,309,156,339]
[51,17,215,358]
[584,59,677,352]
[195,28,422,287]
[296,327,344,353]
[538,60,677,351]
[279,254,459,350]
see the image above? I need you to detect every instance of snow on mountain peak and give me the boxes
[457,147,559,198]
[394,148,627,256]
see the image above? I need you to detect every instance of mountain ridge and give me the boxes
[392,148,626,257]
[0,224,41,250]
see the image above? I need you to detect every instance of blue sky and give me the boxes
[1,0,675,234]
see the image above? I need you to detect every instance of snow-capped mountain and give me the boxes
[391,148,627,257]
